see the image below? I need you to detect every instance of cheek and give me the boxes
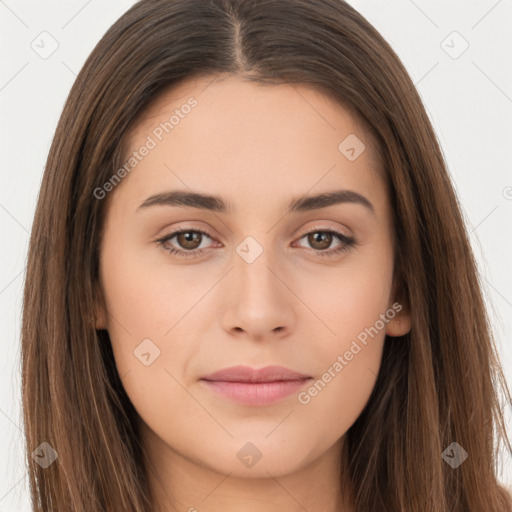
[292,282,390,453]
[292,243,393,429]
[306,237,394,347]
[100,240,201,340]
[99,246,203,431]
[310,270,390,387]
[98,239,194,389]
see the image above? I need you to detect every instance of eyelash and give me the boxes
[156,227,356,259]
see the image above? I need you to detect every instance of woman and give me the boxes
[21,0,512,510]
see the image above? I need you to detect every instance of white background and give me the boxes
[1,0,511,509]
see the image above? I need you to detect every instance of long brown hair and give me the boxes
[21,0,512,510]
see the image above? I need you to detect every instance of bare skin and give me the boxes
[95,74,411,512]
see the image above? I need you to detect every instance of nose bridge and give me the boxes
[221,233,295,337]
[235,233,283,303]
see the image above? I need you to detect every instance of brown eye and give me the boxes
[295,228,356,258]
[157,228,215,257]
[307,232,333,250]
[176,231,203,250]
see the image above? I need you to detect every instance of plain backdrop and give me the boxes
[1,0,511,510]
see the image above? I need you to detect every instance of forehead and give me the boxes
[117,74,386,212]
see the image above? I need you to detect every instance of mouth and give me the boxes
[200,365,313,406]
[200,379,313,406]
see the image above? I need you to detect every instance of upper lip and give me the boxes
[201,365,311,383]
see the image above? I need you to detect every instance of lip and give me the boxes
[201,365,311,383]
[200,365,312,406]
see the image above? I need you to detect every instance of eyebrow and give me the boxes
[137,189,375,215]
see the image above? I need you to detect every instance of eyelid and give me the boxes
[296,222,352,238]
[157,221,351,245]
[155,221,220,242]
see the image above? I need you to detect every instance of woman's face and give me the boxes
[96,74,410,481]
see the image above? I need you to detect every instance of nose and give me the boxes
[220,248,296,341]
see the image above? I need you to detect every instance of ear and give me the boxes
[385,308,411,337]
[386,276,411,337]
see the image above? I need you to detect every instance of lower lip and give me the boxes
[200,379,312,406]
